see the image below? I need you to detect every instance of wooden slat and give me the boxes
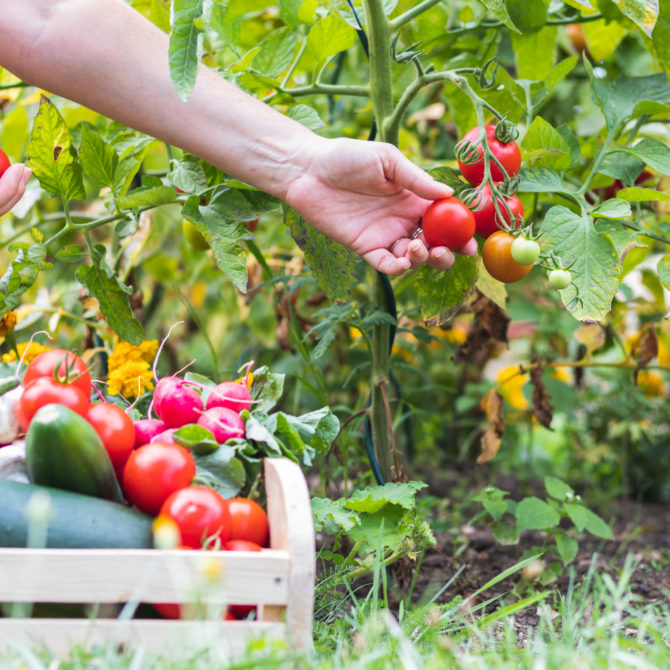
[0,619,286,657]
[0,548,289,604]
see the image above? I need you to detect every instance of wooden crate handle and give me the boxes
[263,458,315,650]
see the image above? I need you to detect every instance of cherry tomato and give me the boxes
[224,539,263,551]
[548,269,572,290]
[16,378,90,432]
[482,231,534,283]
[422,198,475,250]
[510,238,541,265]
[153,544,194,620]
[0,149,10,179]
[227,498,269,547]
[23,349,91,399]
[470,183,524,238]
[87,402,135,469]
[182,219,209,251]
[458,125,522,186]
[160,486,231,549]
[123,442,196,515]
[566,23,587,54]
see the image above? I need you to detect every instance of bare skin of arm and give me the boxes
[0,0,476,275]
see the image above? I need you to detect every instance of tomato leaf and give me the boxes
[169,0,206,102]
[477,0,521,33]
[620,138,670,175]
[287,104,326,130]
[517,167,571,194]
[305,13,356,65]
[27,96,86,204]
[611,0,659,37]
[168,154,209,195]
[598,151,646,182]
[251,27,297,79]
[521,117,572,171]
[616,186,670,201]
[0,248,52,319]
[115,185,177,210]
[512,26,558,81]
[591,198,632,219]
[79,125,118,190]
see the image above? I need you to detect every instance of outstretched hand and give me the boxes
[285,138,477,276]
[0,164,31,217]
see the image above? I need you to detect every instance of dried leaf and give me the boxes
[478,388,505,464]
[453,294,509,364]
[573,324,606,355]
[632,322,658,371]
[530,361,553,429]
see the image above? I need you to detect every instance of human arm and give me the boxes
[0,0,475,274]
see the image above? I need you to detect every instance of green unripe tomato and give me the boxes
[182,219,209,251]
[510,237,540,265]
[548,269,572,290]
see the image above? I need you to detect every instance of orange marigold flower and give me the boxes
[2,341,51,364]
[0,311,18,337]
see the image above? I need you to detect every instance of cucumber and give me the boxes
[0,479,154,548]
[25,403,124,503]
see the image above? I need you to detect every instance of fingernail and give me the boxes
[433,250,444,259]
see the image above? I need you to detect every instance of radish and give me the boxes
[152,376,181,416]
[197,407,245,444]
[157,382,204,428]
[206,381,252,414]
[151,428,178,444]
[134,418,167,448]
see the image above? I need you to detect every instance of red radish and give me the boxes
[151,428,178,444]
[197,407,245,443]
[152,376,182,415]
[134,418,167,448]
[206,381,252,414]
[156,382,204,428]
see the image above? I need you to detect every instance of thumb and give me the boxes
[387,148,454,201]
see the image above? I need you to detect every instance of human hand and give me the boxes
[0,164,31,216]
[285,138,477,276]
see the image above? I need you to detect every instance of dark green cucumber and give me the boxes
[25,403,124,503]
[0,479,153,548]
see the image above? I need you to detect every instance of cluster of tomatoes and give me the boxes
[421,124,570,289]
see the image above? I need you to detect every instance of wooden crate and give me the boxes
[0,458,315,656]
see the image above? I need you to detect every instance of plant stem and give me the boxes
[389,0,442,31]
[578,128,616,198]
[273,83,369,98]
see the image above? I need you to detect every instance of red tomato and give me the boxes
[457,125,522,186]
[470,183,524,238]
[123,442,196,515]
[227,498,269,547]
[224,539,263,551]
[0,149,10,179]
[23,349,91,399]
[160,486,231,549]
[153,545,193,620]
[16,378,90,432]
[422,198,475,250]
[87,402,135,469]
[481,231,534,283]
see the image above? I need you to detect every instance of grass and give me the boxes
[1,553,668,670]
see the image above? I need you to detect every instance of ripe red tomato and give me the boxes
[224,539,263,551]
[458,125,522,186]
[16,378,90,432]
[227,498,269,547]
[23,349,91,399]
[87,402,135,469]
[470,183,524,238]
[0,149,10,179]
[123,442,196,515]
[160,486,231,549]
[422,198,475,250]
[481,231,534,283]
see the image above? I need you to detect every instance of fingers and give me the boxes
[363,248,411,276]
[0,164,31,216]
[457,237,479,256]
[384,146,454,201]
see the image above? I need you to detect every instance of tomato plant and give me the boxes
[122,442,196,515]
[511,238,541,265]
[16,378,90,431]
[422,198,475,250]
[470,183,524,238]
[482,231,534,283]
[457,125,522,186]
[22,349,91,399]
[159,485,231,548]
[87,402,135,469]
[548,269,572,290]
[182,219,209,251]
[0,149,10,179]
[227,498,269,547]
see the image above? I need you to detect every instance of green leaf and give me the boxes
[556,123,582,169]
[250,366,285,413]
[616,186,670,201]
[622,138,670,176]
[515,497,560,532]
[251,27,297,78]
[521,116,572,171]
[277,406,340,454]
[115,185,176,210]
[591,198,632,219]
[344,481,426,514]
[284,205,359,303]
[512,26,558,81]
[416,255,478,324]
[55,245,85,263]
[544,476,574,501]
[287,104,325,130]
[168,154,209,194]
[173,424,219,454]
[75,246,143,344]
[542,206,620,322]
[582,18,627,61]
[244,413,282,455]
[555,533,579,564]
[657,254,670,290]
[507,0,547,33]
[279,0,303,28]
[650,0,670,72]
[517,167,569,194]
[612,0,659,36]
[312,497,360,535]
[169,0,205,101]
[27,96,86,203]
[594,218,645,262]
[492,521,521,545]
[305,12,356,64]
[194,445,246,498]
[0,249,51,318]
[599,151,646,183]
[545,56,579,92]
[482,498,508,521]
[79,125,118,189]
[477,0,521,32]
[564,503,614,539]
[426,166,465,190]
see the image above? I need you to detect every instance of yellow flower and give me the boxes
[637,371,667,398]
[496,365,529,410]
[107,339,158,398]
[0,311,17,337]
[2,341,51,364]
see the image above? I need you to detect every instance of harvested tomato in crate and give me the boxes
[0,458,315,655]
